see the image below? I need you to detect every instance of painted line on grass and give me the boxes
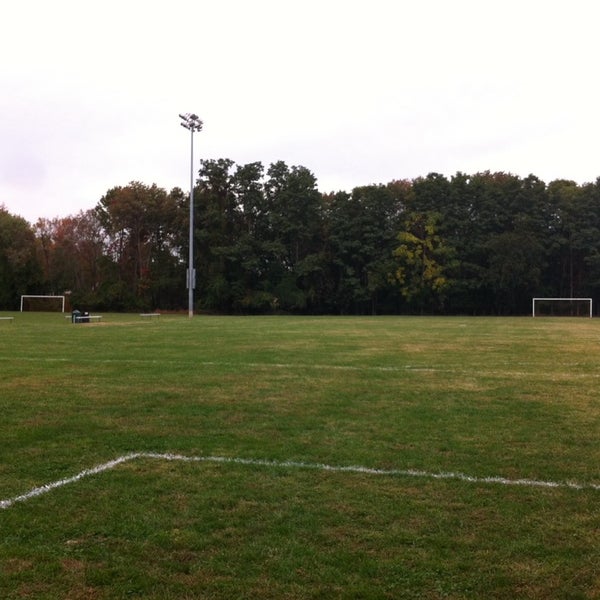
[0,355,442,371]
[4,355,600,380]
[2,452,599,509]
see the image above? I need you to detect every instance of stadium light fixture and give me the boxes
[179,113,203,318]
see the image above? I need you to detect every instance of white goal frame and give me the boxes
[532,297,592,318]
[20,295,66,313]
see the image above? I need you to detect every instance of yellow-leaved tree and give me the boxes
[393,211,456,312]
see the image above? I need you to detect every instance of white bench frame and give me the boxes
[0,317,14,322]
[74,315,102,323]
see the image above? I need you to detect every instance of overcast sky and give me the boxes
[2,0,599,223]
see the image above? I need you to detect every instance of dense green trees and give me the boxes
[0,207,41,309]
[3,166,600,315]
[96,182,184,310]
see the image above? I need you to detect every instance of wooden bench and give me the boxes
[140,313,161,319]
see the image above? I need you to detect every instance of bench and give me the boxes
[140,313,161,319]
[74,315,102,323]
[0,317,14,322]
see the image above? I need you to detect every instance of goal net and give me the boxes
[20,295,66,313]
[532,297,592,318]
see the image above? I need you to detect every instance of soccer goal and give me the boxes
[532,297,592,318]
[20,295,66,313]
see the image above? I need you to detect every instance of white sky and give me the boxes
[2,0,599,223]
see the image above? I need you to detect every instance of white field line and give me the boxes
[2,355,599,379]
[0,356,438,370]
[1,452,599,510]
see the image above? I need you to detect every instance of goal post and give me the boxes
[20,295,66,313]
[532,297,592,318]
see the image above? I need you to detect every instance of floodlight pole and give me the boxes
[179,113,203,318]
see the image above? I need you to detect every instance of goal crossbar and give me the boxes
[532,297,592,318]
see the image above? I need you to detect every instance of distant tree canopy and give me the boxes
[2,165,600,315]
[0,207,41,308]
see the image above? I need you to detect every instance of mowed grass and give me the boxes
[1,313,599,598]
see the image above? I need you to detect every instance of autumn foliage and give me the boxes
[2,164,600,315]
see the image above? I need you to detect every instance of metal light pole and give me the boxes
[179,113,203,318]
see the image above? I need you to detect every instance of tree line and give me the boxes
[2,159,600,315]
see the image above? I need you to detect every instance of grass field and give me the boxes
[1,312,599,598]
